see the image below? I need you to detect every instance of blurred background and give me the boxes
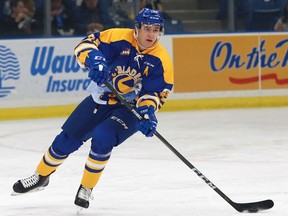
[1,0,288,39]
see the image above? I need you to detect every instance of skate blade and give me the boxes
[11,187,46,196]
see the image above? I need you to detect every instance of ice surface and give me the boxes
[0,108,287,215]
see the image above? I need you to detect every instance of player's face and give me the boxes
[137,24,161,49]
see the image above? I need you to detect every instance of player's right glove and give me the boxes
[86,50,109,86]
[135,105,158,137]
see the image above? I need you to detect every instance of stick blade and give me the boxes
[233,199,274,213]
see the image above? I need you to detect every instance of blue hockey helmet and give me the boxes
[135,8,164,31]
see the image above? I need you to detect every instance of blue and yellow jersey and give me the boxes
[74,28,174,111]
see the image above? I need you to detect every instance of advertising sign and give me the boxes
[0,37,89,108]
[173,34,288,92]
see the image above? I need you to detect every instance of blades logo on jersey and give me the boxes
[113,74,135,94]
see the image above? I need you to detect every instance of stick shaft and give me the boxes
[104,81,274,212]
[104,82,234,200]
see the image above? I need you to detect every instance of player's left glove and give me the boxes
[135,105,158,137]
[86,51,109,86]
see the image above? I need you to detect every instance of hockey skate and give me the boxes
[74,185,94,211]
[11,172,49,196]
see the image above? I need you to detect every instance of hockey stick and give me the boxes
[104,81,274,213]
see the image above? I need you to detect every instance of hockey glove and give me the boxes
[135,105,158,137]
[86,51,109,86]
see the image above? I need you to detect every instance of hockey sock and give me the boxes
[81,150,111,189]
[36,146,68,176]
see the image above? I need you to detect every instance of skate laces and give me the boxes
[20,172,40,188]
[78,186,94,201]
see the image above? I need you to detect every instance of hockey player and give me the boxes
[12,8,174,210]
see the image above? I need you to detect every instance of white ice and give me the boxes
[0,108,287,216]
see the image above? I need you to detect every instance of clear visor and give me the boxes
[141,23,163,32]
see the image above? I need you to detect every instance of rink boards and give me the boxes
[1,32,288,120]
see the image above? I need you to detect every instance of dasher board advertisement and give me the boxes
[173,34,288,93]
[0,37,89,108]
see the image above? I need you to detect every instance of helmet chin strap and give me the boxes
[134,28,160,51]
